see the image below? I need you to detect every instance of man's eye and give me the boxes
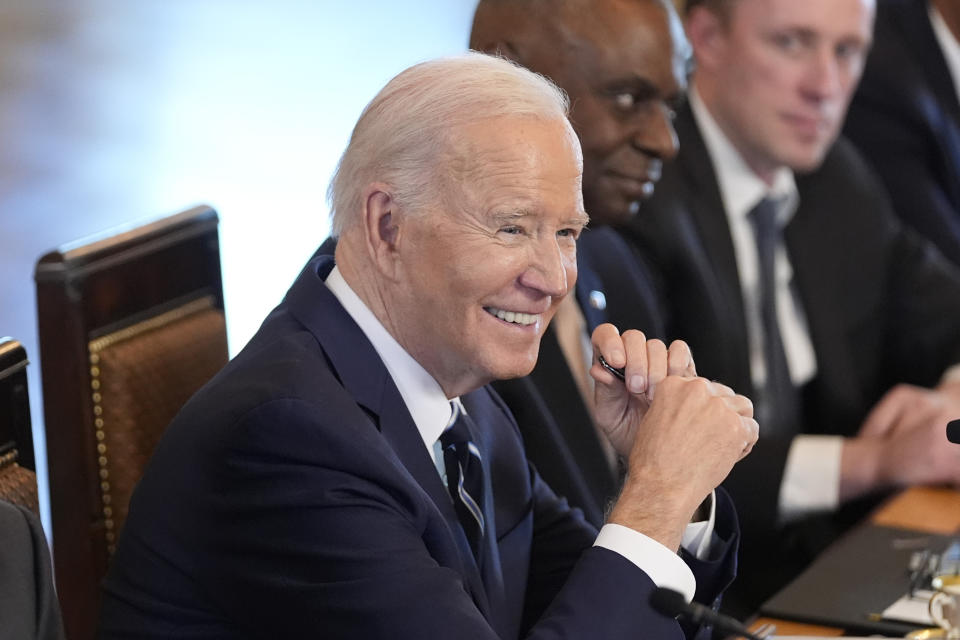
[500,226,524,235]
[772,33,801,53]
[836,41,865,64]
[614,92,636,111]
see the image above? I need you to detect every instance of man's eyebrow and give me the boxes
[491,209,536,222]
[491,209,589,226]
[602,75,660,98]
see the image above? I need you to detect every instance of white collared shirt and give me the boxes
[689,89,841,521]
[931,5,960,106]
[325,264,703,600]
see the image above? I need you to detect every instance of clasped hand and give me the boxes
[590,324,758,545]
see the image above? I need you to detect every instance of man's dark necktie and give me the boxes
[748,198,801,434]
[440,402,486,561]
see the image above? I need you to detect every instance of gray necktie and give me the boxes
[748,197,801,434]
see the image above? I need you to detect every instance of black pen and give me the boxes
[598,355,625,381]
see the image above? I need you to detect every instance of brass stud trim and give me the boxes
[0,448,19,471]
[86,295,216,556]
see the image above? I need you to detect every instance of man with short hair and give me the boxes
[98,54,756,639]
[470,0,693,528]
[628,0,960,610]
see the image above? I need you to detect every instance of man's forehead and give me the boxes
[454,115,579,162]
[551,0,684,79]
[728,0,875,33]
[445,116,585,215]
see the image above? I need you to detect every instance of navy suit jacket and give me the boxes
[99,254,736,639]
[846,0,960,266]
[623,103,960,610]
[492,226,667,528]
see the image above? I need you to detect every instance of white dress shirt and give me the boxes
[325,264,705,600]
[689,89,843,521]
[931,5,960,106]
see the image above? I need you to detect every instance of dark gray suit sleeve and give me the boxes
[0,500,65,640]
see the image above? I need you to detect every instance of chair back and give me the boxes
[0,338,39,513]
[35,205,228,640]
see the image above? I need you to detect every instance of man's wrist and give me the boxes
[608,475,695,552]
[839,436,883,502]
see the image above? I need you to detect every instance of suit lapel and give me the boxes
[534,259,619,503]
[902,0,960,122]
[895,0,960,210]
[283,256,492,617]
[577,226,664,336]
[789,164,865,430]
[674,106,754,391]
[530,327,618,504]
[573,252,608,332]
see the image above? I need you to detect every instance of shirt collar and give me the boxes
[930,4,960,104]
[689,87,799,224]
[325,264,454,452]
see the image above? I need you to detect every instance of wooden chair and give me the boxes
[0,338,39,513]
[35,205,228,640]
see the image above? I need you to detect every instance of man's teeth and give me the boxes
[486,307,538,326]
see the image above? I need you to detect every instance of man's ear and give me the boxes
[361,184,403,281]
[685,5,725,71]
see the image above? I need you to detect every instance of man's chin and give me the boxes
[781,136,835,173]
[787,149,831,174]
[491,355,541,381]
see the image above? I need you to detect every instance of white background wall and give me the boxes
[0,0,479,535]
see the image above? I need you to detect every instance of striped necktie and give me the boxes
[440,402,486,560]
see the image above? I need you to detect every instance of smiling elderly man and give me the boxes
[98,54,756,639]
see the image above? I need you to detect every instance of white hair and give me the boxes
[327,52,570,236]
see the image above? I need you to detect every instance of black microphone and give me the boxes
[947,419,960,444]
[649,587,765,640]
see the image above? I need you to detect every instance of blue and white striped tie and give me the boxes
[440,401,486,559]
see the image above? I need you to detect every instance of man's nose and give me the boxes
[633,103,679,162]
[802,48,843,100]
[519,237,570,298]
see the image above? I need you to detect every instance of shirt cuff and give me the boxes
[594,523,697,601]
[681,489,716,560]
[778,435,842,523]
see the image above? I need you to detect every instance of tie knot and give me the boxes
[440,401,473,449]
[748,196,782,232]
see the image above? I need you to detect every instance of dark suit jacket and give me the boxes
[492,226,666,528]
[845,0,960,266]
[99,254,737,639]
[0,500,65,640]
[623,103,960,609]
